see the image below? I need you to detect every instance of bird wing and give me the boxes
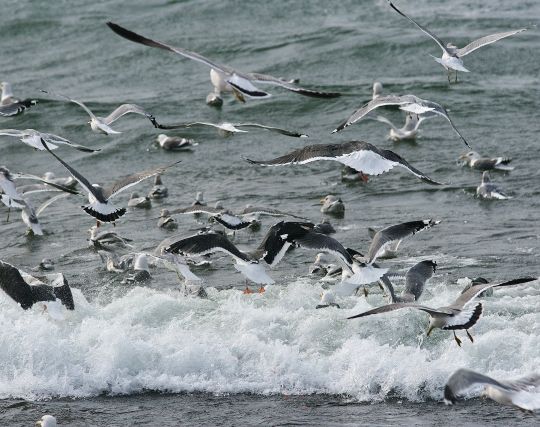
[294,232,354,268]
[369,115,400,131]
[155,121,223,131]
[444,369,507,404]
[106,22,231,73]
[457,28,528,57]
[246,72,341,98]
[450,277,537,309]
[40,131,99,153]
[41,89,96,119]
[403,260,435,301]
[165,233,251,262]
[233,122,308,138]
[0,261,35,309]
[238,205,307,219]
[347,302,446,320]
[36,193,70,217]
[422,101,470,148]
[169,205,225,216]
[101,104,156,126]
[367,219,440,264]
[9,173,80,195]
[103,160,181,200]
[388,1,449,53]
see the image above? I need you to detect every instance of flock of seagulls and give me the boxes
[1,1,538,421]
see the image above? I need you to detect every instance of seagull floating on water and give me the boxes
[127,192,151,209]
[388,1,528,83]
[41,90,158,135]
[106,22,341,105]
[246,140,444,185]
[444,368,540,411]
[459,151,513,171]
[156,121,308,138]
[320,195,345,216]
[0,128,98,152]
[156,134,197,151]
[148,174,168,199]
[35,415,58,427]
[477,171,511,200]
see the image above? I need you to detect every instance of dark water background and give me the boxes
[1,0,539,425]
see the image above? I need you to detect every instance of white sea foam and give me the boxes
[0,279,538,401]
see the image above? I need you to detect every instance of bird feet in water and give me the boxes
[453,331,462,347]
[258,286,266,294]
[359,172,369,183]
[243,286,253,294]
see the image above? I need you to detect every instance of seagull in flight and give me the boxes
[156,121,308,138]
[106,22,341,106]
[0,128,98,152]
[41,90,158,135]
[388,1,529,83]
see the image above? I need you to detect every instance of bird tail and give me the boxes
[348,264,389,285]
[82,202,126,223]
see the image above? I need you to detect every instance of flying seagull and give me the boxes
[245,140,444,185]
[40,139,180,224]
[0,128,98,152]
[444,369,540,412]
[388,1,528,82]
[369,112,437,142]
[477,171,511,200]
[41,90,158,135]
[379,260,437,303]
[106,22,341,105]
[459,151,513,171]
[332,95,470,148]
[348,276,537,346]
[156,121,308,138]
[0,260,74,310]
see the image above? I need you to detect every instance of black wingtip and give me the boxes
[82,206,126,223]
[443,385,458,405]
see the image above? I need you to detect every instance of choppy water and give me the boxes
[1,0,539,425]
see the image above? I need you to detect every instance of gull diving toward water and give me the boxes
[245,141,445,185]
[459,151,514,171]
[370,112,437,142]
[333,95,470,148]
[388,1,529,83]
[444,369,540,412]
[40,139,180,224]
[106,22,341,106]
[477,171,511,200]
[348,276,537,346]
[156,121,308,138]
[379,260,437,303]
[41,90,158,135]
[0,129,98,152]
[0,81,37,117]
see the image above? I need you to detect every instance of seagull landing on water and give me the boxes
[41,90,158,135]
[0,128,98,152]
[156,121,308,138]
[106,22,341,106]
[245,140,445,185]
[477,171,511,200]
[444,369,540,412]
[348,277,537,346]
[459,151,514,172]
[388,1,529,83]
[332,95,470,148]
[40,139,180,224]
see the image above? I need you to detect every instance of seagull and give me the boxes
[154,238,204,283]
[314,219,336,235]
[388,1,528,83]
[156,121,308,138]
[332,95,470,148]
[245,140,444,185]
[127,192,151,209]
[459,151,514,171]
[477,171,511,200]
[379,260,437,303]
[35,415,58,427]
[106,22,341,105]
[309,253,341,278]
[0,128,98,152]
[40,139,180,224]
[369,112,437,142]
[157,209,178,230]
[444,369,540,412]
[88,226,133,250]
[0,260,74,310]
[164,232,274,292]
[0,99,37,117]
[41,90,158,135]
[0,82,17,105]
[156,134,197,151]
[372,82,383,100]
[366,227,400,259]
[320,195,345,216]
[316,290,341,309]
[348,276,537,346]
[148,174,168,199]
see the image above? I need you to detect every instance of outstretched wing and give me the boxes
[102,104,157,127]
[234,123,308,138]
[444,369,506,404]
[247,72,341,98]
[457,28,528,57]
[41,89,96,120]
[165,233,251,262]
[347,302,447,320]
[0,261,34,309]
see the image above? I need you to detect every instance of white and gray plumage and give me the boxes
[370,112,437,142]
[0,91,36,116]
[314,219,336,235]
[459,151,513,171]
[41,139,180,223]
[444,369,540,411]
[154,238,203,283]
[41,90,158,135]
[0,82,17,105]
[366,227,400,259]
[372,82,383,100]
[88,226,133,250]
[106,22,341,104]
[380,260,437,303]
[477,171,510,200]
[388,2,528,82]
[245,140,444,185]
[332,95,469,148]
[348,276,537,346]
[35,415,58,427]
[320,195,345,216]
[0,260,74,310]
[156,134,197,151]
[127,192,151,209]
[164,232,274,287]
[0,128,98,152]
[157,209,178,230]
[148,174,168,199]
[156,121,308,138]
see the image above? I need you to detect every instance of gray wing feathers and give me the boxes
[102,104,154,125]
[457,29,528,57]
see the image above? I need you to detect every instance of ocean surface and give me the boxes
[1,0,539,425]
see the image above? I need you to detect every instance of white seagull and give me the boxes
[459,151,513,171]
[388,1,528,82]
[41,90,158,135]
[0,128,98,152]
[156,121,308,138]
[369,112,437,142]
[106,22,341,105]
[477,171,511,200]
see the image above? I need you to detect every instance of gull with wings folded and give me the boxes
[106,22,340,106]
[444,369,540,412]
[388,1,529,83]
[40,139,180,224]
[156,121,308,138]
[459,151,513,172]
[41,90,158,135]
[0,128,98,152]
[477,171,511,200]
[332,95,469,148]
[246,141,444,185]
[348,277,537,346]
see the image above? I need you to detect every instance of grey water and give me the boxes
[1,0,539,425]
